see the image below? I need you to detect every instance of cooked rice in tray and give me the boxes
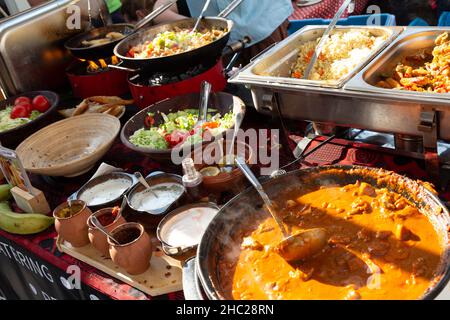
[291,29,388,81]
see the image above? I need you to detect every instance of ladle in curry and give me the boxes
[236,157,328,262]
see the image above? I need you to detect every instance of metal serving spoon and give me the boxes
[90,215,121,245]
[134,172,159,198]
[303,0,355,80]
[236,157,328,262]
[197,81,212,128]
[221,111,244,172]
[192,0,212,33]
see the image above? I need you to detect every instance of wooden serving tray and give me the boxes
[58,239,183,297]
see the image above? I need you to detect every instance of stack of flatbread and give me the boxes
[59,96,134,118]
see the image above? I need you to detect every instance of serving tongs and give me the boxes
[303,0,355,80]
[236,157,327,262]
[134,0,179,31]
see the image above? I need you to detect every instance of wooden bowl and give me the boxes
[120,92,245,161]
[16,114,120,177]
[0,91,59,148]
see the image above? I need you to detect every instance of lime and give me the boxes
[200,166,221,177]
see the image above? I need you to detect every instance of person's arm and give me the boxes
[152,0,187,24]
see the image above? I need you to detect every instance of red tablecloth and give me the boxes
[290,0,369,20]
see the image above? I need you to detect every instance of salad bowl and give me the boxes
[120,92,246,161]
[0,91,59,148]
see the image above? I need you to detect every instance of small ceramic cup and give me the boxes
[108,222,153,275]
[87,208,126,257]
[53,200,92,247]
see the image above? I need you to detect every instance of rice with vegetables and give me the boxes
[291,29,387,81]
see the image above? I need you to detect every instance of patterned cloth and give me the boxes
[290,0,369,20]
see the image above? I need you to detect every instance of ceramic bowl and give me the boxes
[0,91,59,148]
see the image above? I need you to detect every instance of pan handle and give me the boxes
[134,0,179,31]
[218,0,244,18]
[108,62,139,73]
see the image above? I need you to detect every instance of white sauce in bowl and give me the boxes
[79,178,132,206]
[130,182,184,212]
[160,207,218,248]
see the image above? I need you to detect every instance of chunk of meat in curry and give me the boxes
[220,182,443,300]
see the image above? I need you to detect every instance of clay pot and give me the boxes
[87,208,126,257]
[108,223,153,275]
[53,200,92,247]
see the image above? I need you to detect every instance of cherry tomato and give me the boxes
[17,101,33,114]
[14,96,31,106]
[32,95,50,113]
[10,104,31,119]
[144,115,155,128]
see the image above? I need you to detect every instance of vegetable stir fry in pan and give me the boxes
[128,27,227,59]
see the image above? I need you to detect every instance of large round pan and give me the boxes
[65,24,135,61]
[196,165,450,300]
[64,0,178,61]
[114,17,233,73]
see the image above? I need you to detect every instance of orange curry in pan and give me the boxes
[220,181,443,300]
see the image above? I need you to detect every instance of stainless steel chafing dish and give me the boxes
[229,26,450,146]
[234,25,403,89]
[230,26,450,181]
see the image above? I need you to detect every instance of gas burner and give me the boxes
[66,57,129,99]
[128,59,227,109]
[131,63,213,86]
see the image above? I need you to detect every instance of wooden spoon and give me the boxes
[236,157,327,262]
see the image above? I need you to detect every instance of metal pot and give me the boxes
[157,202,220,257]
[195,165,450,300]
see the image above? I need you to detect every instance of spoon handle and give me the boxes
[236,157,289,237]
[198,81,212,126]
[192,0,212,33]
[91,215,121,245]
[134,172,159,198]
[227,111,244,157]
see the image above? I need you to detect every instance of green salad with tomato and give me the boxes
[129,109,234,150]
[0,95,51,133]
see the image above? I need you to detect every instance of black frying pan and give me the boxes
[196,165,450,300]
[65,23,135,60]
[64,0,178,61]
[113,17,233,73]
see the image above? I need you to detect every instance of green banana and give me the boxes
[0,202,54,235]
[0,184,11,201]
